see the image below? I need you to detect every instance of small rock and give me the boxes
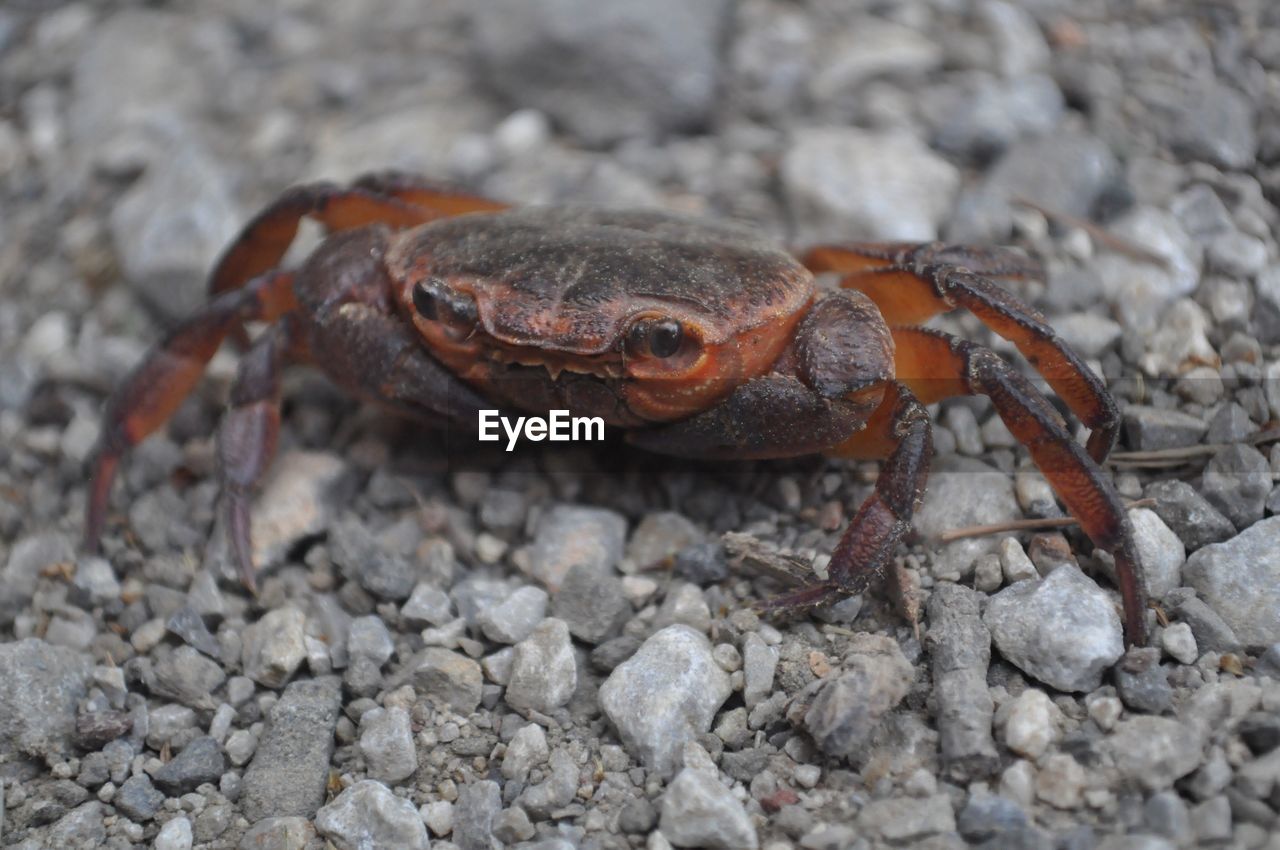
[551,562,630,644]
[1035,753,1085,809]
[517,746,578,818]
[659,766,758,850]
[505,618,577,714]
[949,131,1120,242]
[915,457,1021,580]
[330,516,418,601]
[654,582,712,633]
[1143,790,1191,842]
[478,585,548,644]
[238,817,316,850]
[799,634,913,761]
[109,142,241,322]
[150,645,226,710]
[164,607,221,661]
[155,816,193,850]
[856,794,957,842]
[453,779,501,850]
[347,616,395,668]
[927,584,999,780]
[1003,689,1054,759]
[983,564,1124,692]
[359,707,417,784]
[420,800,453,837]
[1139,299,1216,377]
[1108,716,1204,791]
[599,625,732,778]
[1147,78,1257,169]
[242,677,342,822]
[1122,406,1208,451]
[1127,508,1185,599]
[1184,516,1280,646]
[401,583,454,629]
[783,127,960,242]
[152,736,225,795]
[1161,622,1199,665]
[1200,444,1271,530]
[314,780,429,850]
[501,723,549,783]
[957,793,1031,843]
[1143,480,1236,552]
[741,633,777,710]
[1,534,75,627]
[525,505,627,590]
[472,0,733,145]
[1113,647,1173,713]
[0,638,91,758]
[114,773,164,821]
[1163,589,1242,653]
[492,806,535,843]
[401,647,484,714]
[977,0,1049,77]
[241,606,307,688]
[626,511,703,569]
[998,537,1038,584]
[1095,207,1202,336]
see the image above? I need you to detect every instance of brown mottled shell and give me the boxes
[385,207,813,354]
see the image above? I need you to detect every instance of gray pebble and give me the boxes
[472,0,733,145]
[984,564,1124,692]
[150,646,226,710]
[241,607,307,689]
[599,625,731,778]
[358,707,417,784]
[1122,405,1208,451]
[626,511,703,569]
[856,793,957,842]
[1107,716,1204,791]
[783,127,960,242]
[500,723,548,783]
[798,633,913,761]
[1143,480,1237,552]
[914,457,1020,581]
[505,618,576,714]
[1113,647,1174,713]
[237,816,315,850]
[478,586,548,645]
[0,638,90,759]
[518,747,577,818]
[401,647,483,714]
[453,779,501,850]
[314,780,429,850]
[401,583,454,629]
[1200,444,1271,530]
[927,584,999,780]
[1127,508,1185,599]
[241,677,342,822]
[1184,516,1280,646]
[525,505,627,590]
[551,562,630,644]
[152,736,225,795]
[164,607,221,661]
[659,765,758,850]
[330,516,418,601]
[114,773,164,822]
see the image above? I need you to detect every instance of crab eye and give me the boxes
[648,319,683,358]
[412,281,438,320]
[413,279,477,327]
[626,317,685,359]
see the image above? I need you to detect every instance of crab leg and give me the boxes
[803,244,1120,463]
[208,174,505,344]
[218,317,302,591]
[83,270,297,553]
[758,383,932,619]
[891,326,1148,646]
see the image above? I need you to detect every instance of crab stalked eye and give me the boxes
[648,319,683,358]
[412,281,438,319]
[413,279,478,327]
[625,317,685,359]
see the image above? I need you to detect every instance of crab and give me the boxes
[82,171,1148,646]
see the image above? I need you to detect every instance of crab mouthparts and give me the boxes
[485,345,626,381]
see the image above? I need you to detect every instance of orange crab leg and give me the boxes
[83,270,297,553]
[803,244,1119,463]
[891,326,1148,646]
[210,175,506,302]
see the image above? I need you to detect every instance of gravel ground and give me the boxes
[2,1,1280,848]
